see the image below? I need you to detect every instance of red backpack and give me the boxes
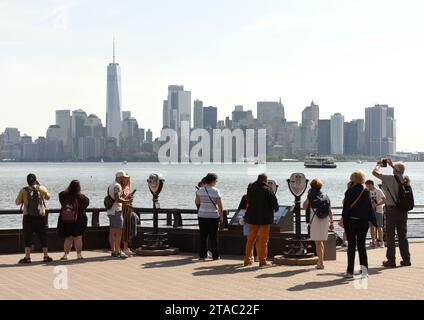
[60,198,79,223]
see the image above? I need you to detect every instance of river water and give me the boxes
[1,162,423,235]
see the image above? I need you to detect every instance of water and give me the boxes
[1,162,423,235]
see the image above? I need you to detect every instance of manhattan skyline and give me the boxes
[1,0,424,151]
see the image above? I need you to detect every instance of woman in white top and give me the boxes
[195,173,224,261]
[303,178,334,270]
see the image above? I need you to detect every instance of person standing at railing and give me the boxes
[121,174,136,257]
[373,160,414,268]
[341,170,377,279]
[303,178,334,270]
[243,174,279,268]
[107,171,134,259]
[195,173,224,261]
[58,180,90,261]
[15,173,53,264]
[365,180,386,249]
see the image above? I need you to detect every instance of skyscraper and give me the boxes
[301,101,320,154]
[344,120,359,155]
[331,113,344,155]
[203,106,218,130]
[106,40,123,144]
[165,85,192,129]
[55,110,72,155]
[365,105,396,156]
[257,99,285,127]
[318,120,331,155]
[193,100,204,129]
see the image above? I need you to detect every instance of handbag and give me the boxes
[340,188,366,229]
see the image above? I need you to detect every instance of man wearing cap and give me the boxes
[15,174,52,264]
[107,171,133,259]
[373,160,412,268]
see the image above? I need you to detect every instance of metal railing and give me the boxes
[0,206,423,238]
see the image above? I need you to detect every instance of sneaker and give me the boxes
[77,254,84,260]
[379,242,385,248]
[18,257,31,264]
[382,260,396,268]
[119,251,128,259]
[111,252,119,258]
[369,242,377,248]
[400,260,411,267]
[344,272,354,279]
[43,256,53,263]
[60,254,68,261]
[244,261,253,267]
[124,249,135,256]
[207,251,213,259]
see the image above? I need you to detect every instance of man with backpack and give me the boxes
[15,173,53,264]
[373,160,414,268]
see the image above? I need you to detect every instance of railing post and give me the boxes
[167,210,173,226]
[92,209,100,227]
[173,210,183,228]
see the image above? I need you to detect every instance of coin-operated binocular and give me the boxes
[284,172,315,259]
[147,173,164,199]
[143,173,169,250]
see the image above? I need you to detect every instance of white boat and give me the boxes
[304,156,337,169]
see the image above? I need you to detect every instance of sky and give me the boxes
[1,0,424,151]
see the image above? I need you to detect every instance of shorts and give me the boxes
[375,212,384,228]
[57,214,88,238]
[23,215,48,248]
[108,211,123,229]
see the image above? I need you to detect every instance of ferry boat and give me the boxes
[304,156,337,169]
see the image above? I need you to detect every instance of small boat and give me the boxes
[123,161,128,165]
[356,160,363,164]
[304,156,337,169]
[100,158,104,163]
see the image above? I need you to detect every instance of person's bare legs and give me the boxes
[74,236,83,255]
[370,223,376,245]
[115,229,122,254]
[109,228,115,253]
[315,241,324,268]
[64,237,73,254]
[24,247,31,259]
[378,227,384,242]
[42,247,49,258]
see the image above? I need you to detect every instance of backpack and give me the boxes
[104,186,115,210]
[394,176,415,212]
[309,193,330,219]
[60,198,79,223]
[25,187,42,217]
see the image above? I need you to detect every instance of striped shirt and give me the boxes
[196,187,221,219]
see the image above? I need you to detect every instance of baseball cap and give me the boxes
[116,170,130,178]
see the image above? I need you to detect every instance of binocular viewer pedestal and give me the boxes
[136,174,179,256]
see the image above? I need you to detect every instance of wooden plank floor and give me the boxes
[0,243,423,300]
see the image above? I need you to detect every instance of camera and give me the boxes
[378,159,389,167]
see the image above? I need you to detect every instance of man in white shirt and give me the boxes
[365,180,386,248]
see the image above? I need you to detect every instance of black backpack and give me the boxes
[394,176,415,212]
[309,193,330,219]
[104,186,115,210]
[25,187,42,217]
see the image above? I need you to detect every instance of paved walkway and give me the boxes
[0,243,423,300]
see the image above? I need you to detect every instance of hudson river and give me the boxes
[1,162,423,235]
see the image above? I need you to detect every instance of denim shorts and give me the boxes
[108,211,123,228]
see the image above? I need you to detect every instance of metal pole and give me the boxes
[153,195,159,235]
[294,195,301,240]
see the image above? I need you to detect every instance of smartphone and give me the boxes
[131,189,137,196]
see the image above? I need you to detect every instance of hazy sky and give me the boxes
[1,0,424,151]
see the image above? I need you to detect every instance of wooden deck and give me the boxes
[0,243,423,300]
